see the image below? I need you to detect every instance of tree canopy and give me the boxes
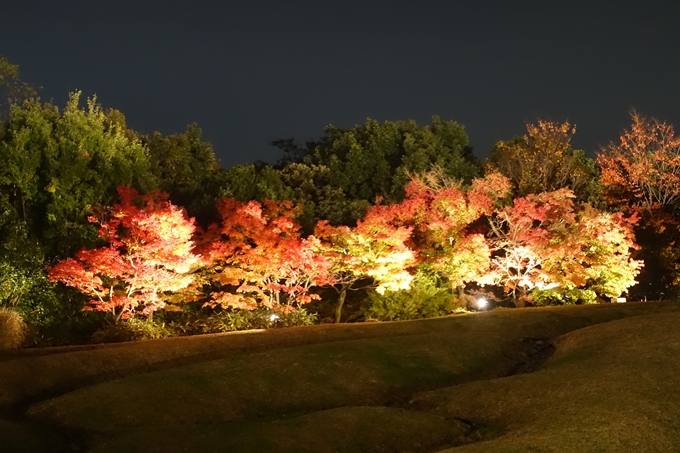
[0,62,670,344]
[0,92,156,260]
[487,120,600,203]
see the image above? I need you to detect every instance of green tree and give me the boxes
[142,123,221,225]
[271,117,480,229]
[280,163,370,233]
[0,92,158,342]
[308,117,478,202]
[0,92,156,259]
[217,162,293,204]
[0,55,38,108]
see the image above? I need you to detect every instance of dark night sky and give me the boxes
[3,1,680,169]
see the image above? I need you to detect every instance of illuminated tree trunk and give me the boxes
[334,287,348,324]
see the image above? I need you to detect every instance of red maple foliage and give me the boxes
[371,172,511,290]
[201,198,332,311]
[48,187,199,322]
[480,189,642,305]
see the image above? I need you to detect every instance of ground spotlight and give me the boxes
[476,298,488,310]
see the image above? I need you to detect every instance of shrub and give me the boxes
[167,306,318,336]
[362,270,454,321]
[531,287,598,306]
[20,284,104,346]
[91,318,175,343]
[273,308,318,327]
[0,308,28,349]
[168,308,269,335]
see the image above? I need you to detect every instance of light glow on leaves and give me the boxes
[377,172,511,289]
[481,188,642,304]
[48,187,199,322]
[202,198,332,310]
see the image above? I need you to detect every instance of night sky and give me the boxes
[3,1,680,169]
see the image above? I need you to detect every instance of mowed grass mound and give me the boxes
[11,301,680,453]
[415,311,680,452]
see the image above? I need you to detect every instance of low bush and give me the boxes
[362,270,454,321]
[273,307,318,327]
[91,318,175,343]
[87,305,320,344]
[169,308,272,335]
[168,306,318,336]
[532,287,599,306]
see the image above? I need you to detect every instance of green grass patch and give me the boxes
[414,311,680,452]
[86,406,462,453]
[5,301,680,452]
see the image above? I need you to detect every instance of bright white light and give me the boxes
[269,313,280,322]
[540,282,560,290]
[476,298,488,310]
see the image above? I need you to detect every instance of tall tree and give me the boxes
[0,92,156,260]
[597,112,680,299]
[280,163,370,233]
[142,124,221,225]
[217,162,293,206]
[597,112,680,214]
[0,91,155,340]
[270,117,480,229]
[309,117,479,202]
[0,55,37,108]
[487,120,600,202]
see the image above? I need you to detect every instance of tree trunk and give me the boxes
[513,293,526,308]
[334,288,347,323]
[113,308,124,324]
[455,286,467,309]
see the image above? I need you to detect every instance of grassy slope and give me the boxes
[423,311,680,452]
[3,301,680,452]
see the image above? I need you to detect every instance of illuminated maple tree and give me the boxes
[480,189,642,306]
[314,208,416,323]
[374,170,511,292]
[572,205,643,299]
[597,112,680,213]
[481,189,576,304]
[48,187,199,322]
[202,198,331,311]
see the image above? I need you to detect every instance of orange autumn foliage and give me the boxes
[48,187,199,322]
[597,112,680,213]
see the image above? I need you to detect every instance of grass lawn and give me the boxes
[2,301,680,452]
